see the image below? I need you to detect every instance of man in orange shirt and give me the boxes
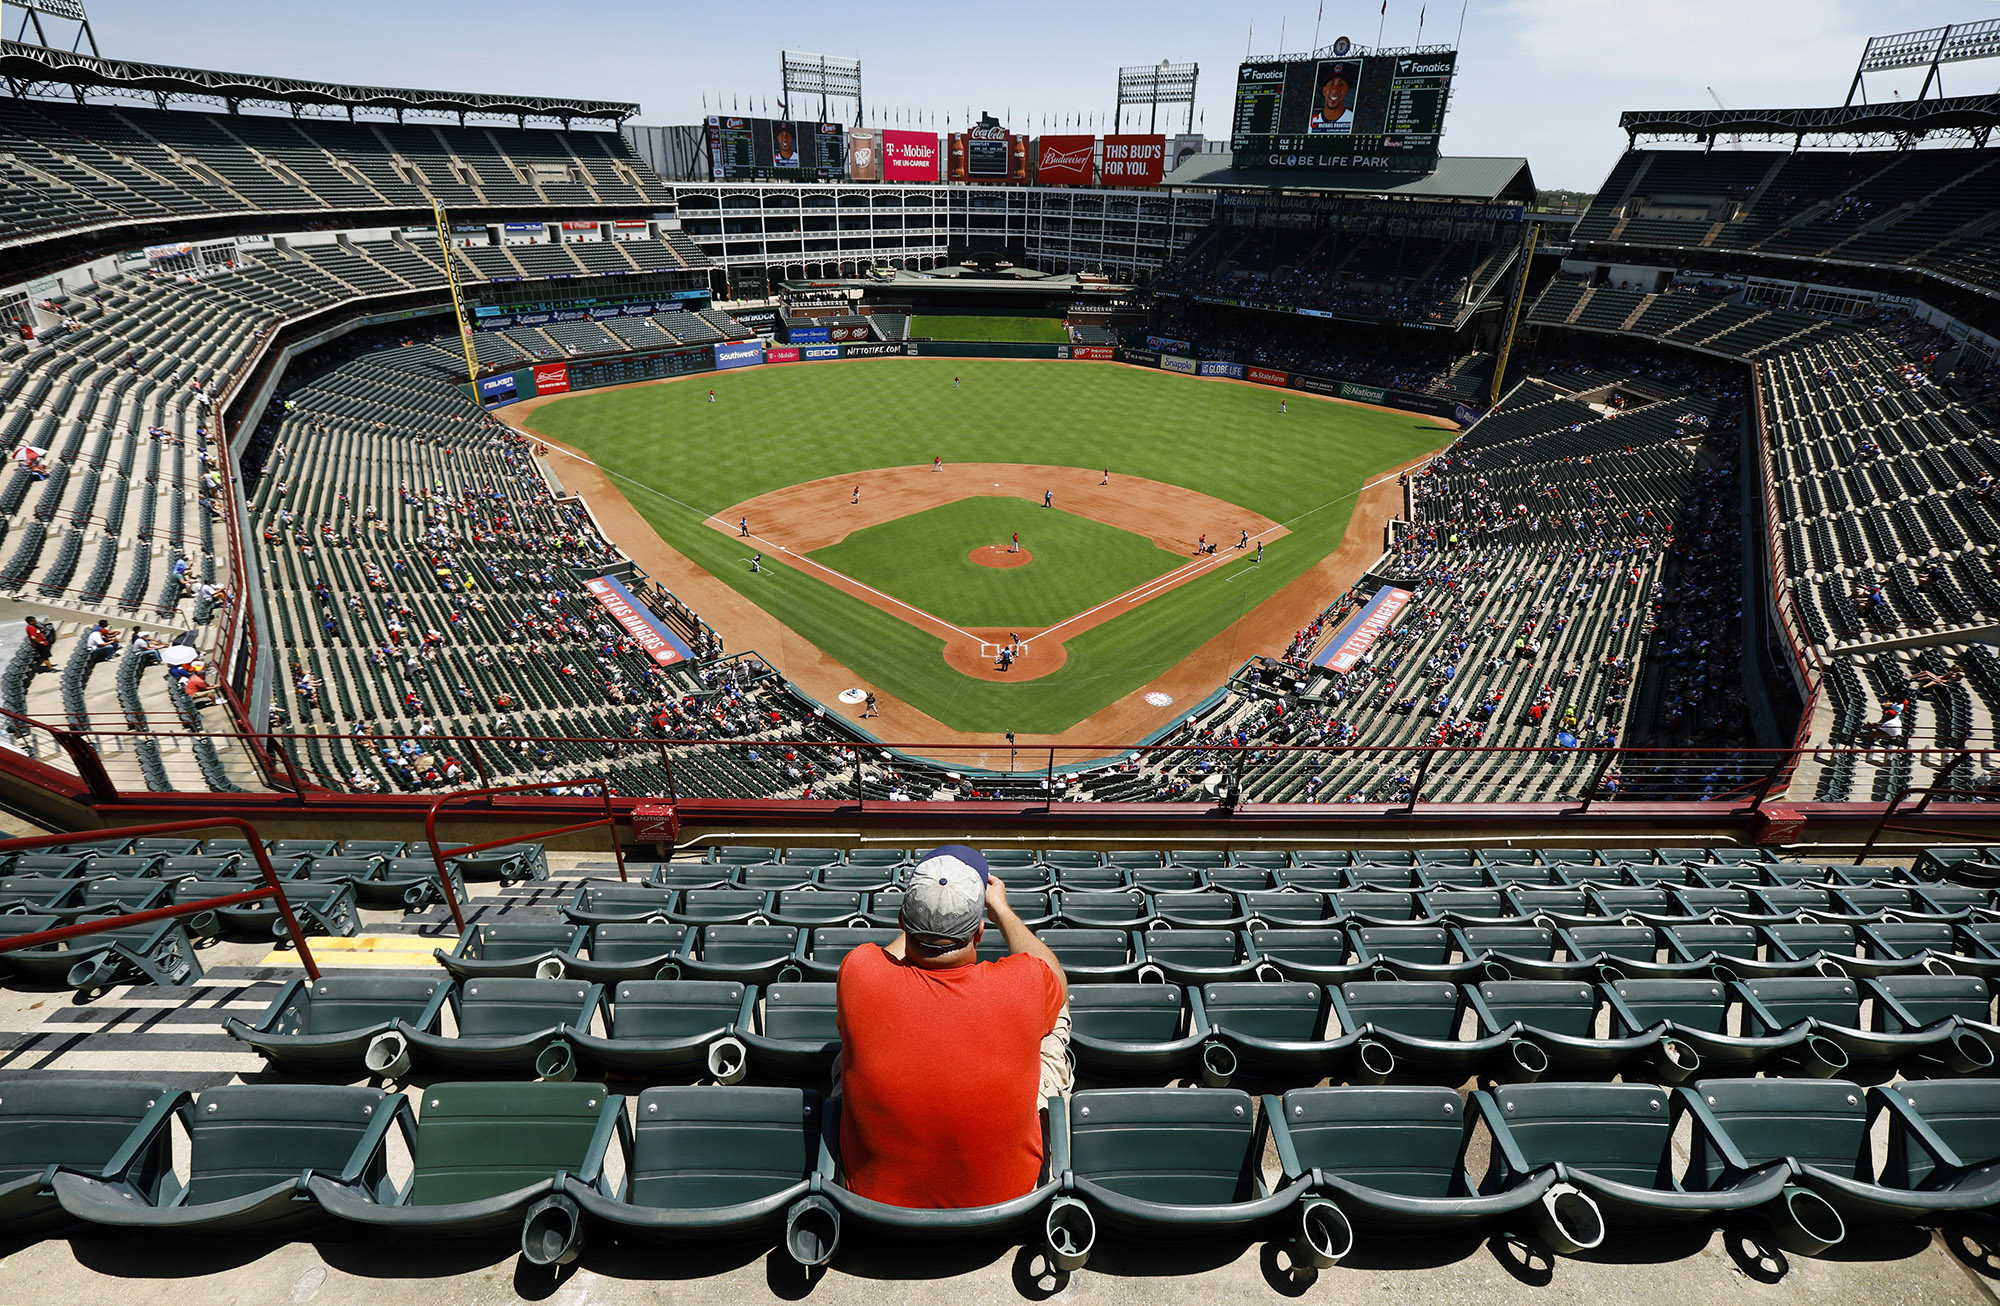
[835,845,1069,1209]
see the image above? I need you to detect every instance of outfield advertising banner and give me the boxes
[1072,346,1115,361]
[841,343,905,359]
[1035,134,1095,185]
[1290,373,1341,397]
[1099,134,1166,186]
[1339,382,1388,405]
[765,346,802,364]
[1317,587,1413,672]
[584,575,692,666]
[1146,335,1192,354]
[714,341,764,370]
[1160,355,1198,375]
[1199,361,1245,379]
[1121,347,1160,367]
[789,326,832,343]
[1248,366,1289,386]
[477,374,518,403]
[882,129,940,180]
[531,363,570,395]
[802,344,841,361]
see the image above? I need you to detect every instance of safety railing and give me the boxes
[0,818,320,981]
[424,778,627,932]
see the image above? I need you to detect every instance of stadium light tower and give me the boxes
[1847,20,2000,104]
[780,50,863,126]
[1115,60,1198,133]
[5,0,100,54]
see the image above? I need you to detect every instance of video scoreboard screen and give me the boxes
[1231,50,1455,172]
[706,116,846,182]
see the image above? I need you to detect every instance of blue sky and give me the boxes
[75,0,2000,189]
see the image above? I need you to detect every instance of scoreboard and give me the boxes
[1231,50,1455,172]
[706,116,846,182]
[567,345,713,390]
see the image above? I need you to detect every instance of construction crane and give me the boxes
[1707,86,1741,151]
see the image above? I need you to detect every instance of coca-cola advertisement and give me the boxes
[882,129,939,181]
[1035,135,1095,186]
[1099,134,1166,186]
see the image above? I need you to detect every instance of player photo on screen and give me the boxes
[773,122,800,167]
[1309,60,1360,134]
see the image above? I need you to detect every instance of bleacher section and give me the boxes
[1,833,1996,1283]
[0,99,676,249]
[1574,145,2000,302]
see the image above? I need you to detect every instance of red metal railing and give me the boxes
[0,818,319,979]
[423,778,627,932]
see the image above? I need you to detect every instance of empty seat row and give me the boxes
[6,1077,1996,1269]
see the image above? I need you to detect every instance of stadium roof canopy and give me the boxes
[1620,94,2000,147]
[0,38,638,126]
[1164,154,1535,205]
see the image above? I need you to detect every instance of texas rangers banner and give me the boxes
[1316,587,1412,672]
[585,574,692,666]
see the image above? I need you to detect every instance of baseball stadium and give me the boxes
[1,1,1999,1302]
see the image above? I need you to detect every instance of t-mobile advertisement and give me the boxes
[882,130,939,181]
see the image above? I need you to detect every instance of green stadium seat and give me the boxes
[672,925,804,985]
[0,1079,182,1231]
[568,981,755,1080]
[397,978,604,1077]
[435,922,588,980]
[563,883,679,925]
[556,1087,834,1268]
[1683,1078,2000,1225]
[1064,1088,1308,1254]
[1247,927,1372,983]
[737,982,840,1079]
[1195,981,1345,1083]
[793,927,897,980]
[1871,1079,2000,1207]
[562,923,692,983]
[1267,1086,1598,1254]
[0,912,205,994]
[1135,928,1263,983]
[1326,981,1525,1083]
[1068,984,1208,1078]
[226,976,449,1072]
[1468,981,1672,1077]
[308,1082,622,1238]
[1735,976,1993,1076]
[53,1085,401,1235]
[1600,978,1814,1077]
[1474,1082,1840,1250]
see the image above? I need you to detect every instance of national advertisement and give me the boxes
[1159,355,1198,375]
[531,363,570,395]
[802,344,841,361]
[713,341,765,370]
[1099,134,1165,186]
[1338,382,1388,404]
[1199,361,1245,379]
[584,574,692,667]
[882,129,939,181]
[1035,134,1095,186]
[1248,367,1288,386]
[1121,348,1160,367]
[1316,587,1413,672]
[847,128,881,182]
[841,343,904,358]
[1072,346,1114,361]
[765,346,802,364]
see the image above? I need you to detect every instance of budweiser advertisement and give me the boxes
[1035,134,1095,185]
[882,129,939,180]
[531,362,570,395]
[1100,134,1166,186]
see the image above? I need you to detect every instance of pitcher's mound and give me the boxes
[970,546,1032,569]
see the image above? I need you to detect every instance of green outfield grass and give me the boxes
[525,359,1445,734]
[910,315,1069,343]
[808,497,1184,627]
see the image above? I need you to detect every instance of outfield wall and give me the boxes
[476,339,1462,424]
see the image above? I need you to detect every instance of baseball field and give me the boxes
[522,358,1445,735]
[909,315,1069,343]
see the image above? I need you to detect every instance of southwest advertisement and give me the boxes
[713,341,765,370]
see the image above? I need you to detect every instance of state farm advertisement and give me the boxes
[1100,134,1165,186]
[882,130,939,181]
[1248,366,1289,386]
[1035,135,1095,185]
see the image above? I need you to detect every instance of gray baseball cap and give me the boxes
[901,844,990,951]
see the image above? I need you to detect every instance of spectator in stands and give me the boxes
[24,616,54,671]
[834,845,1068,1209]
[84,620,121,662]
